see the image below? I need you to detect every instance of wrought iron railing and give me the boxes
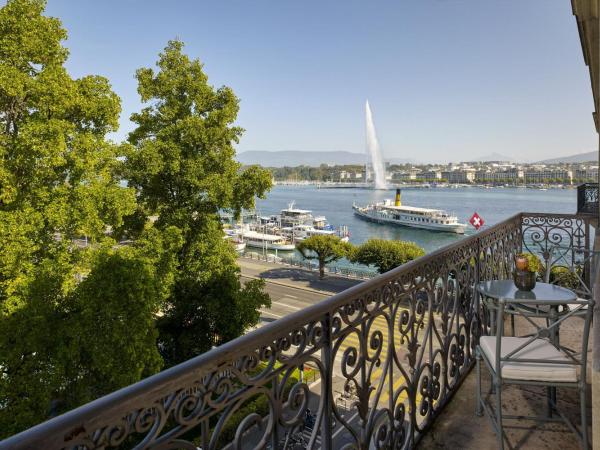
[522,212,595,299]
[577,182,599,216]
[0,213,593,450]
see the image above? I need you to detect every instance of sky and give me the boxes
[32,0,599,162]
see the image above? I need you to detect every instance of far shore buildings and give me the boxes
[325,161,597,185]
[339,170,363,181]
[475,168,524,183]
[417,170,442,181]
[442,169,476,183]
[383,162,598,185]
[576,166,599,181]
[524,168,573,183]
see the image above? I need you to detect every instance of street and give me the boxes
[238,256,361,327]
[243,276,330,324]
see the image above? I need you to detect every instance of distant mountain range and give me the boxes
[535,151,597,164]
[236,149,598,167]
[469,152,515,162]
[237,150,416,167]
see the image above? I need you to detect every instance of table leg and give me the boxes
[546,306,559,417]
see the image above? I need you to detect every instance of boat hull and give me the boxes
[243,240,296,251]
[233,242,246,253]
[353,207,466,234]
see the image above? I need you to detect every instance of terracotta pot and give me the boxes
[513,269,536,291]
[515,256,528,271]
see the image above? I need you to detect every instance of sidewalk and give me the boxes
[238,257,364,294]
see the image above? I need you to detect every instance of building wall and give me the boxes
[523,170,572,183]
[575,167,599,181]
[417,170,442,181]
[442,170,475,183]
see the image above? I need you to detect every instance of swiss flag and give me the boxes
[469,212,484,230]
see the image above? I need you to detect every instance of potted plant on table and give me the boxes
[514,253,541,291]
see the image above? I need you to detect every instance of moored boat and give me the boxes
[278,202,350,241]
[237,230,296,251]
[221,202,351,244]
[353,189,466,234]
[281,224,350,242]
[223,233,247,253]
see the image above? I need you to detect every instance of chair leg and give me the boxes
[510,314,515,336]
[545,386,560,418]
[581,385,588,449]
[495,379,504,450]
[476,352,483,417]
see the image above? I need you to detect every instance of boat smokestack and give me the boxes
[395,188,401,206]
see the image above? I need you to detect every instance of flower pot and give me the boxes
[513,269,536,291]
[515,256,529,271]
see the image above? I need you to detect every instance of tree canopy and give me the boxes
[297,235,352,279]
[126,40,271,232]
[0,0,173,436]
[125,40,272,366]
[349,239,425,274]
[0,1,272,436]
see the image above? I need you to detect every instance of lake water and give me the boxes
[251,185,576,270]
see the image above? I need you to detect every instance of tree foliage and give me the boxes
[296,235,352,279]
[59,232,180,408]
[349,239,425,274]
[0,0,179,436]
[125,40,272,366]
[0,1,273,437]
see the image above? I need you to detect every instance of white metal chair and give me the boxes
[475,295,594,449]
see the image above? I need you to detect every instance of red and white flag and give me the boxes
[469,212,484,230]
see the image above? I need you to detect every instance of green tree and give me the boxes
[0,0,171,436]
[297,235,352,279]
[349,239,425,274]
[125,40,272,366]
[61,229,181,408]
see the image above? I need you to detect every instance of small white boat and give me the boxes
[238,230,296,251]
[282,224,350,242]
[230,239,246,253]
[279,202,314,227]
[278,202,350,241]
[223,234,247,253]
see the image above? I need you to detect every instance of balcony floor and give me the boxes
[418,315,592,450]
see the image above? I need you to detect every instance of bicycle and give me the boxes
[265,431,307,450]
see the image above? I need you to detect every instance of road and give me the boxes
[238,256,361,327]
[241,274,330,325]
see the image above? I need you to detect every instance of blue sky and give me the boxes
[37,0,598,162]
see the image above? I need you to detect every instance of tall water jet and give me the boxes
[365,100,387,189]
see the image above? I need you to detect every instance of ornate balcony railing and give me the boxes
[577,182,599,217]
[0,213,594,450]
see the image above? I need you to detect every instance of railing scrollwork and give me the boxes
[577,182,599,217]
[0,212,592,450]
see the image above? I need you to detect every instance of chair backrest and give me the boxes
[494,295,594,383]
[540,245,600,299]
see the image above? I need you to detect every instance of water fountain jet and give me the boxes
[365,100,387,189]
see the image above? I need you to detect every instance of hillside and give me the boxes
[469,152,515,162]
[536,151,597,164]
[237,150,415,167]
